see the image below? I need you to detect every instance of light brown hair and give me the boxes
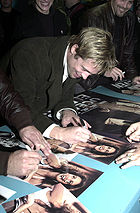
[69,27,117,74]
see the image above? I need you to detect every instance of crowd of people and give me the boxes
[0,0,140,186]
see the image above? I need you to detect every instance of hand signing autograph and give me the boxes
[50,110,92,144]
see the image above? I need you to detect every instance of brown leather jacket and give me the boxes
[0,68,32,175]
[80,2,137,80]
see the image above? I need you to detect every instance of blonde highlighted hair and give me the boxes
[69,27,117,74]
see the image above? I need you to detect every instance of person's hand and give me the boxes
[61,109,91,129]
[132,76,140,85]
[61,110,78,127]
[7,150,42,177]
[47,183,64,208]
[126,122,140,142]
[19,125,51,156]
[104,67,124,81]
[50,126,91,144]
[115,144,140,169]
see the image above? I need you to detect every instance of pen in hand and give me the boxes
[25,145,61,167]
[72,117,85,127]
[72,117,97,141]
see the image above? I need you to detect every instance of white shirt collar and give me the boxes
[63,45,69,82]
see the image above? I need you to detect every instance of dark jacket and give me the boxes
[135,17,140,54]
[0,8,20,58]
[80,2,137,80]
[0,68,32,175]
[2,36,78,133]
[13,5,70,43]
[65,2,87,35]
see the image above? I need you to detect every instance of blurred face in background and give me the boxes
[35,0,54,14]
[0,0,12,9]
[111,0,134,17]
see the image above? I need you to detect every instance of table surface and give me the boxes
[79,85,140,213]
[0,85,140,213]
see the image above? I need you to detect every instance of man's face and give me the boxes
[67,45,100,80]
[35,0,54,14]
[111,0,134,17]
[0,0,12,8]
[56,173,82,186]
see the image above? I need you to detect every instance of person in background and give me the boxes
[78,0,137,89]
[0,0,20,58]
[134,3,140,74]
[0,68,51,177]
[3,27,117,145]
[64,0,107,35]
[0,23,4,52]
[64,0,87,35]
[115,122,140,168]
[12,0,70,43]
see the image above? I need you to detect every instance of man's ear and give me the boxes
[71,44,79,55]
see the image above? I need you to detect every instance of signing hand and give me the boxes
[61,110,78,127]
[19,125,51,156]
[104,67,124,81]
[61,109,91,129]
[7,150,42,177]
[50,126,91,144]
[115,144,140,169]
[126,122,140,142]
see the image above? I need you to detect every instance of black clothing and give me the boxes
[80,2,137,80]
[0,69,32,175]
[65,2,87,34]
[13,5,69,42]
[0,8,20,58]
[134,17,140,74]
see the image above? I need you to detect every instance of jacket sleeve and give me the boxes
[0,68,32,131]
[53,77,79,118]
[10,42,56,133]
[79,5,137,80]
[120,12,137,79]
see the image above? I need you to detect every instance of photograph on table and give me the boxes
[0,185,16,205]
[24,160,103,198]
[74,91,140,137]
[0,195,6,205]
[109,79,140,95]
[46,134,132,165]
[2,183,91,213]
[0,131,23,151]
[121,83,140,96]
[110,79,132,91]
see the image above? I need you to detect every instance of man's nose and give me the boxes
[81,72,90,80]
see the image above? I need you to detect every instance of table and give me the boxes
[0,86,140,213]
[77,85,140,213]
